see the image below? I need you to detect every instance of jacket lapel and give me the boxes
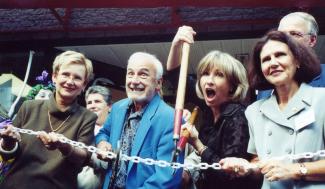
[127,94,160,172]
[260,83,312,130]
[260,95,293,129]
[112,100,130,149]
[284,83,312,130]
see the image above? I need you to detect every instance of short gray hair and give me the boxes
[85,85,112,105]
[127,52,163,80]
[280,12,319,36]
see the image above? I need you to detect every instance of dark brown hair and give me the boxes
[249,30,320,90]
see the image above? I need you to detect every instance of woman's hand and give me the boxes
[37,131,65,150]
[220,157,257,177]
[167,25,196,71]
[0,124,21,150]
[181,122,199,145]
[259,160,300,181]
[172,26,196,48]
[38,131,76,157]
[181,123,208,155]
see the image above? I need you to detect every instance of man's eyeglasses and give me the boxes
[287,31,312,38]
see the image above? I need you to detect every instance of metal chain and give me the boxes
[2,127,325,170]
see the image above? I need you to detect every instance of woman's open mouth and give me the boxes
[205,88,216,99]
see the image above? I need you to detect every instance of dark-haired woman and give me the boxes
[221,30,325,189]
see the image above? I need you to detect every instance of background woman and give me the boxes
[78,85,112,189]
[221,30,325,189]
[166,26,260,189]
[0,50,97,189]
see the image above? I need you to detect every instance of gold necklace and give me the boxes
[48,111,71,132]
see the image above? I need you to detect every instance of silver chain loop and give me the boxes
[1,127,325,170]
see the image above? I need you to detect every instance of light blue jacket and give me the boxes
[247,83,325,189]
[96,94,183,189]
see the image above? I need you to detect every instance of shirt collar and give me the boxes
[126,102,147,118]
[47,93,79,117]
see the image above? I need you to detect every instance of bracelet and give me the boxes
[196,145,208,156]
[0,138,18,154]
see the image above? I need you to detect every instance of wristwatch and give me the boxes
[299,163,308,179]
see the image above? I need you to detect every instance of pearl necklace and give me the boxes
[47,111,71,132]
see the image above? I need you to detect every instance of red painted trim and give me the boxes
[173,109,183,140]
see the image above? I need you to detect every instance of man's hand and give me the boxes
[97,141,113,161]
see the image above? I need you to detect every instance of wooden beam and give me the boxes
[1,0,325,8]
[49,8,68,30]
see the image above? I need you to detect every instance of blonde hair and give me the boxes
[195,50,248,102]
[52,50,94,83]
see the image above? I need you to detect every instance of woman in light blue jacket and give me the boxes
[220,30,325,189]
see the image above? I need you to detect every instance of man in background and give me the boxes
[257,12,325,99]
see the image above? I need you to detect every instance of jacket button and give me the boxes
[268,131,272,136]
[267,149,271,154]
[288,129,294,135]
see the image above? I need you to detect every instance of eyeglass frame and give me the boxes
[286,30,314,39]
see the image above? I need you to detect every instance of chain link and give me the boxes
[1,127,325,170]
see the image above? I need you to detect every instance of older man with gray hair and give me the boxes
[96,52,183,189]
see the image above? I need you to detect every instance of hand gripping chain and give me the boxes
[2,127,325,171]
